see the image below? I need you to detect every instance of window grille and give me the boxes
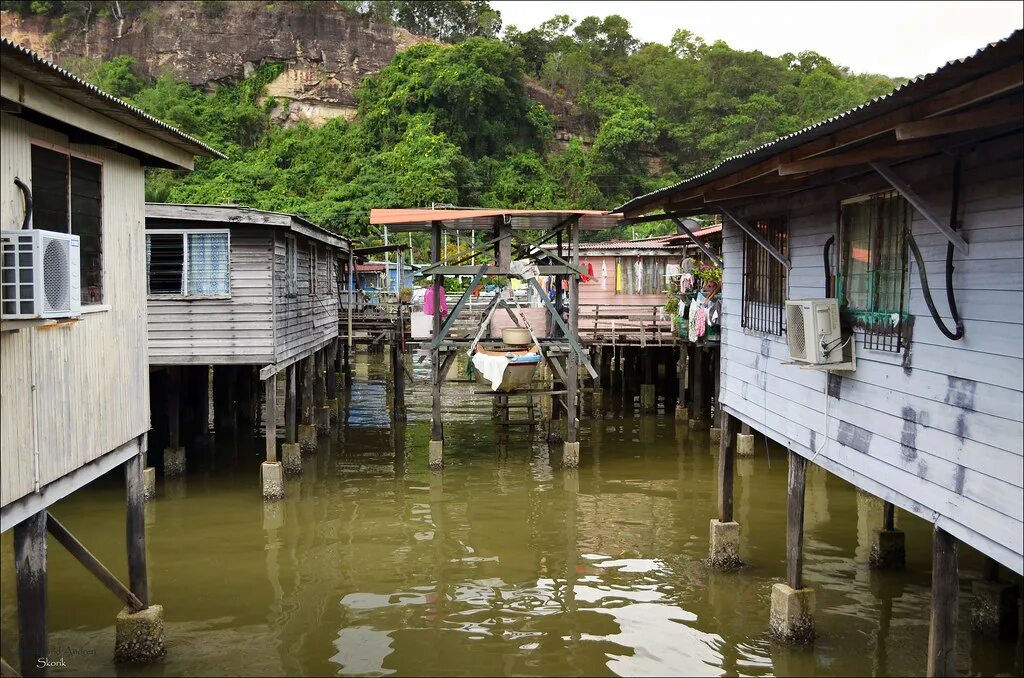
[741,217,788,335]
[839,190,910,352]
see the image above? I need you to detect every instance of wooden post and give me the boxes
[167,366,180,449]
[301,357,314,426]
[717,412,737,522]
[14,511,47,677]
[314,350,326,407]
[693,347,707,426]
[883,501,896,531]
[392,324,406,421]
[566,219,580,445]
[195,366,210,437]
[927,527,958,677]
[430,221,444,445]
[285,365,297,443]
[264,377,277,462]
[677,346,687,413]
[786,451,809,590]
[125,452,148,607]
[713,347,722,426]
[326,339,338,401]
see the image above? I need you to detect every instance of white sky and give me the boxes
[491,1,1023,77]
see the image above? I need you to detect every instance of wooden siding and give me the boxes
[272,231,340,363]
[1,113,149,508]
[146,226,275,365]
[718,132,1024,574]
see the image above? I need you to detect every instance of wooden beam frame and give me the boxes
[896,95,1023,140]
[778,139,937,175]
[870,160,969,255]
[527,278,598,380]
[720,205,792,270]
[430,266,487,350]
[787,450,808,590]
[669,215,723,267]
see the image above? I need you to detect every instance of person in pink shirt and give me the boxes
[423,284,448,317]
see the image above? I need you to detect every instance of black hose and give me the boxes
[823,235,834,296]
[906,160,965,341]
[14,177,32,229]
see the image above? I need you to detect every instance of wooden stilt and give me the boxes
[285,365,297,443]
[125,452,148,607]
[264,377,277,462]
[326,339,338,402]
[713,347,722,425]
[677,346,687,412]
[14,511,47,678]
[718,412,737,522]
[47,513,143,612]
[392,326,405,420]
[167,367,181,449]
[300,357,314,427]
[566,219,580,445]
[883,501,896,531]
[927,527,958,677]
[787,450,808,590]
[430,220,444,448]
[693,347,707,425]
[314,350,326,407]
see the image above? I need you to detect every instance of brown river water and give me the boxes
[1,352,1021,677]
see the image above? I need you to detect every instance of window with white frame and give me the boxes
[146,230,230,297]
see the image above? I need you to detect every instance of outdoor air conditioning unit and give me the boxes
[1,229,81,320]
[785,298,844,366]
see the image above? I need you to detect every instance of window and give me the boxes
[615,256,667,294]
[839,191,910,351]
[285,235,297,296]
[146,231,230,297]
[31,144,103,304]
[741,217,788,335]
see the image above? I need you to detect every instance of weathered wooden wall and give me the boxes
[1,113,149,507]
[146,225,276,365]
[272,230,340,363]
[719,132,1024,573]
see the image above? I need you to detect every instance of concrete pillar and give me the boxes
[736,433,756,457]
[163,447,186,479]
[971,560,1018,638]
[261,462,284,501]
[142,468,156,502]
[769,584,815,644]
[429,440,444,470]
[708,519,741,569]
[282,443,302,476]
[709,426,721,445]
[640,384,656,412]
[871,530,907,569]
[563,441,580,468]
[114,605,166,663]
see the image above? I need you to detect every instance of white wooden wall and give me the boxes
[147,227,276,365]
[1,113,149,507]
[272,231,340,363]
[719,132,1024,574]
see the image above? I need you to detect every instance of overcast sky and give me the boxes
[491,1,1023,78]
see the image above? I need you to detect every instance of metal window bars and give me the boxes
[741,217,788,335]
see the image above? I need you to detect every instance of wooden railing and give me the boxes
[577,303,676,346]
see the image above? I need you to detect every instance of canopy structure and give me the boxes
[370,208,622,232]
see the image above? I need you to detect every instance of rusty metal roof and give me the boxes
[370,208,622,231]
[617,29,1023,215]
[1,37,224,162]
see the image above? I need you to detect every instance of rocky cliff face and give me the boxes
[1,1,585,135]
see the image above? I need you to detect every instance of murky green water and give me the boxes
[1,352,1021,677]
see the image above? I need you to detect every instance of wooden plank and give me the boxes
[718,412,737,522]
[896,96,1023,140]
[778,139,937,175]
[46,512,144,613]
[125,452,147,607]
[787,450,808,590]
[14,511,46,678]
[927,527,959,677]
[870,160,970,254]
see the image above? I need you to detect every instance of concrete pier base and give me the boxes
[429,440,444,470]
[163,447,185,478]
[640,384,656,412]
[114,604,166,663]
[708,519,742,569]
[298,424,317,453]
[563,441,580,468]
[326,398,340,423]
[316,406,331,434]
[769,584,815,644]
[261,461,284,501]
[689,417,710,432]
[709,426,721,444]
[282,443,302,475]
[675,405,689,421]
[971,579,1019,638]
[142,467,156,502]
[869,529,906,569]
[737,433,755,457]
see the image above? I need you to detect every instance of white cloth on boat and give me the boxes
[472,352,512,391]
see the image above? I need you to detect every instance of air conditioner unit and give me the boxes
[785,298,843,365]
[1,229,81,320]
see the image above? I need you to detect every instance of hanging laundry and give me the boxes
[424,285,448,317]
[601,260,609,290]
[696,305,707,337]
[708,300,722,326]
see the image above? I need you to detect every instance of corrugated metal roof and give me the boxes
[145,203,350,250]
[617,29,1023,215]
[1,37,224,162]
[370,208,622,231]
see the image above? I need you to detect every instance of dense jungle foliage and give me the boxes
[5,0,903,250]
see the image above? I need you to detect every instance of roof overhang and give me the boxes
[370,208,622,232]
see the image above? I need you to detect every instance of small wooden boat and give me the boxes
[473,345,542,392]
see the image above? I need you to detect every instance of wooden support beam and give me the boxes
[125,453,148,607]
[717,412,737,523]
[527,278,598,380]
[431,266,487,350]
[566,219,580,444]
[431,221,444,443]
[693,348,707,423]
[314,349,326,407]
[46,513,144,613]
[1,657,19,678]
[14,512,46,678]
[883,501,896,531]
[927,527,959,677]
[786,450,808,590]
[285,365,297,443]
[721,205,792,270]
[870,160,969,255]
[300,357,314,426]
[778,139,937,175]
[264,377,277,462]
[326,339,338,401]
[167,366,181,449]
[669,215,723,267]
[897,96,1023,140]
[677,346,687,405]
